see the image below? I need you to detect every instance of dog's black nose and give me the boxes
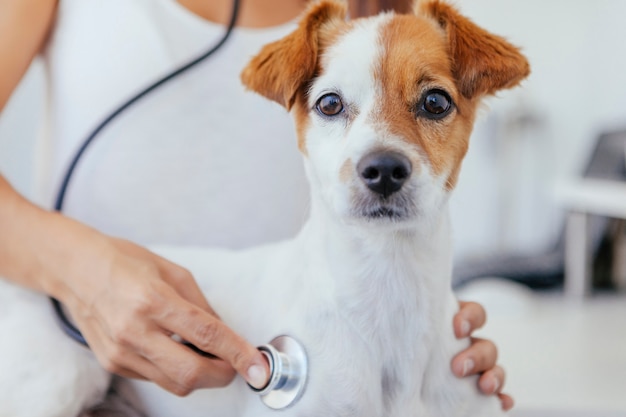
[357,152,412,198]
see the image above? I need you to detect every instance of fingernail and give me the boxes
[460,320,471,337]
[462,358,475,377]
[247,364,268,389]
[491,376,501,393]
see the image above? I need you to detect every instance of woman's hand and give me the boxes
[0,178,269,396]
[452,301,514,411]
[63,237,270,396]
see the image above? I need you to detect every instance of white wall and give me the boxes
[1,1,626,260]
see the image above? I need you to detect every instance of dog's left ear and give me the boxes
[415,0,530,98]
[241,1,347,110]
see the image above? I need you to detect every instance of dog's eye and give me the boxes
[420,89,453,119]
[316,93,344,116]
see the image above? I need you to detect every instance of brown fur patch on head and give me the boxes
[375,2,529,189]
[240,1,349,153]
[376,14,474,189]
[415,0,531,99]
[240,0,347,110]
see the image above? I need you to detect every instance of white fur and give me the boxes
[0,11,504,417]
[0,282,110,417]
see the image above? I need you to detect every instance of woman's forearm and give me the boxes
[0,175,109,300]
[0,175,45,290]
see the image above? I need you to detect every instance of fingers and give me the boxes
[78,299,238,395]
[153,292,270,389]
[450,333,514,411]
[139,334,237,394]
[451,337,497,377]
[477,365,505,394]
[498,393,515,411]
[74,304,175,389]
[112,281,267,390]
[454,301,487,338]
[479,366,514,411]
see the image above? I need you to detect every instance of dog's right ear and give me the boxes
[415,0,530,99]
[241,1,347,110]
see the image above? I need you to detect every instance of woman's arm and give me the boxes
[0,0,57,111]
[0,3,270,391]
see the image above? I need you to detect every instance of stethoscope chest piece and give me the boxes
[248,335,308,410]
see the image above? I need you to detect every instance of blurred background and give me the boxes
[1,1,625,416]
[449,2,626,417]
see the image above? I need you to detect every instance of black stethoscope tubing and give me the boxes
[51,0,241,347]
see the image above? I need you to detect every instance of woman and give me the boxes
[0,0,512,412]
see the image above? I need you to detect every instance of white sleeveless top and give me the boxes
[36,0,309,249]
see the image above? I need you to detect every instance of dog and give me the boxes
[0,1,529,416]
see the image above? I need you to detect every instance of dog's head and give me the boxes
[241,0,529,230]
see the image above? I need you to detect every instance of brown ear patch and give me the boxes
[416,0,530,98]
[240,0,347,110]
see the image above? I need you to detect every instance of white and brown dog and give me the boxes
[0,1,529,416]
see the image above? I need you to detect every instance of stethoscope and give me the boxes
[49,0,307,409]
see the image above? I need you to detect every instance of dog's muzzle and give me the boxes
[248,335,308,410]
[357,151,411,199]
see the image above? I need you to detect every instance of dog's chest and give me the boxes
[205,267,428,416]
[277,285,434,417]
[284,316,414,417]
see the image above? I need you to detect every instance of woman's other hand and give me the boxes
[452,301,514,411]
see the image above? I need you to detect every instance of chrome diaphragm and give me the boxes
[248,335,308,410]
